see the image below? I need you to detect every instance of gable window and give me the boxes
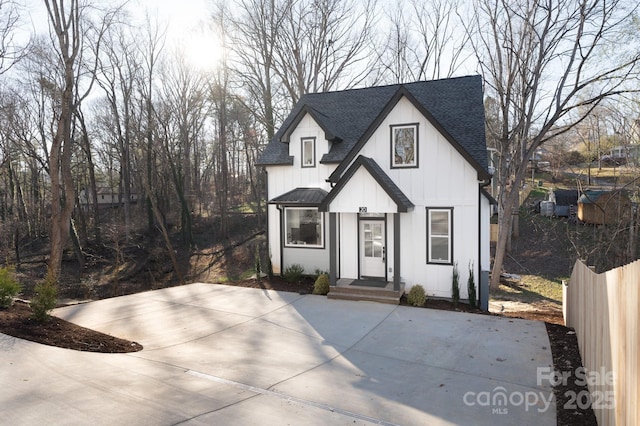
[390,123,419,168]
[301,137,316,167]
[285,207,323,248]
[426,207,453,264]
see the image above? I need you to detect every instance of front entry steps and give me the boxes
[328,279,405,305]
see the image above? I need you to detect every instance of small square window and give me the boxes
[301,138,315,168]
[427,207,453,264]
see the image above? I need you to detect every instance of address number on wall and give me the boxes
[359,207,367,213]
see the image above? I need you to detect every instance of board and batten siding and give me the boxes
[327,167,399,213]
[345,97,481,298]
[266,113,335,275]
[266,97,486,297]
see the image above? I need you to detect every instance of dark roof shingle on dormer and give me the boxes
[256,75,489,178]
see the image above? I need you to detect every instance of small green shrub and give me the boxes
[313,268,328,280]
[266,256,273,279]
[452,262,460,308]
[0,267,21,308]
[254,248,262,279]
[313,273,330,295]
[407,284,426,307]
[31,270,59,322]
[283,263,304,283]
[467,261,477,309]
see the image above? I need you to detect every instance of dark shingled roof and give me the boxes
[257,75,489,180]
[553,189,579,206]
[319,156,414,213]
[269,188,328,206]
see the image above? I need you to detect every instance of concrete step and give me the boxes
[327,291,401,305]
[327,283,404,305]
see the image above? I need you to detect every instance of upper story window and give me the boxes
[301,137,316,168]
[390,123,419,168]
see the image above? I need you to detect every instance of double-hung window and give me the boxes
[285,207,323,248]
[427,207,453,264]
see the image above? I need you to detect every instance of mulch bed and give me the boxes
[0,301,142,353]
[546,322,598,425]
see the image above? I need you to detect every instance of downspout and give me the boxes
[264,169,269,269]
[277,204,283,276]
[479,178,492,311]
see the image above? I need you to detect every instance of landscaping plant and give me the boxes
[254,247,261,280]
[283,263,304,283]
[407,284,426,307]
[31,269,59,322]
[267,255,274,280]
[0,267,21,308]
[313,273,330,295]
[452,262,460,308]
[468,261,477,309]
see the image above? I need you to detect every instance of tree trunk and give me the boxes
[69,218,85,270]
[45,0,80,282]
[490,160,531,289]
[78,113,101,244]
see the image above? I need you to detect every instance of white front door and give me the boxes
[360,220,386,279]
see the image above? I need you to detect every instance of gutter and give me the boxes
[478,178,492,311]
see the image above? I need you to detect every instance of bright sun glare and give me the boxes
[184,32,224,71]
[149,0,223,71]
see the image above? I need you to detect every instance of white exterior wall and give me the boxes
[329,168,398,213]
[480,195,492,272]
[340,97,481,298]
[266,98,488,298]
[267,204,282,274]
[339,214,358,278]
[265,113,335,275]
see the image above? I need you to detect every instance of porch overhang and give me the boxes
[319,155,414,213]
[268,187,328,206]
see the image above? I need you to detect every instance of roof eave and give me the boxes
[256,157,294,167]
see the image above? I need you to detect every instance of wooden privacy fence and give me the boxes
[564,259,640,426]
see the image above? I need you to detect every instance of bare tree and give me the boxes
[44,0,121,279]
[155,52,210,246]
[273,0,377,102]
[468,0,640,288]
[375,0,471,84]
[225,0,292,140]
[137,14,166,233]
[0,0,26,74]
[94,21,142,241]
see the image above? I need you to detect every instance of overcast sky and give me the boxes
[17,0,219,69]
[19,0,212,39]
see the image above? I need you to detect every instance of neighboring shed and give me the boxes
[578,190,632,225]
[549,189,578,217]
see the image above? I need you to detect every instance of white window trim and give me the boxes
[284,206,324,248]
[426,207,453,264]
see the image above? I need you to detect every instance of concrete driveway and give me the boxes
[1,283,555,425]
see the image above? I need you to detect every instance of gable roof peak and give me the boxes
[258,75,489,178]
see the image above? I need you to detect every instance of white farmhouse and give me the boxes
[257,76,494,306]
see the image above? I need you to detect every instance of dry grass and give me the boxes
[492,274,563,307]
